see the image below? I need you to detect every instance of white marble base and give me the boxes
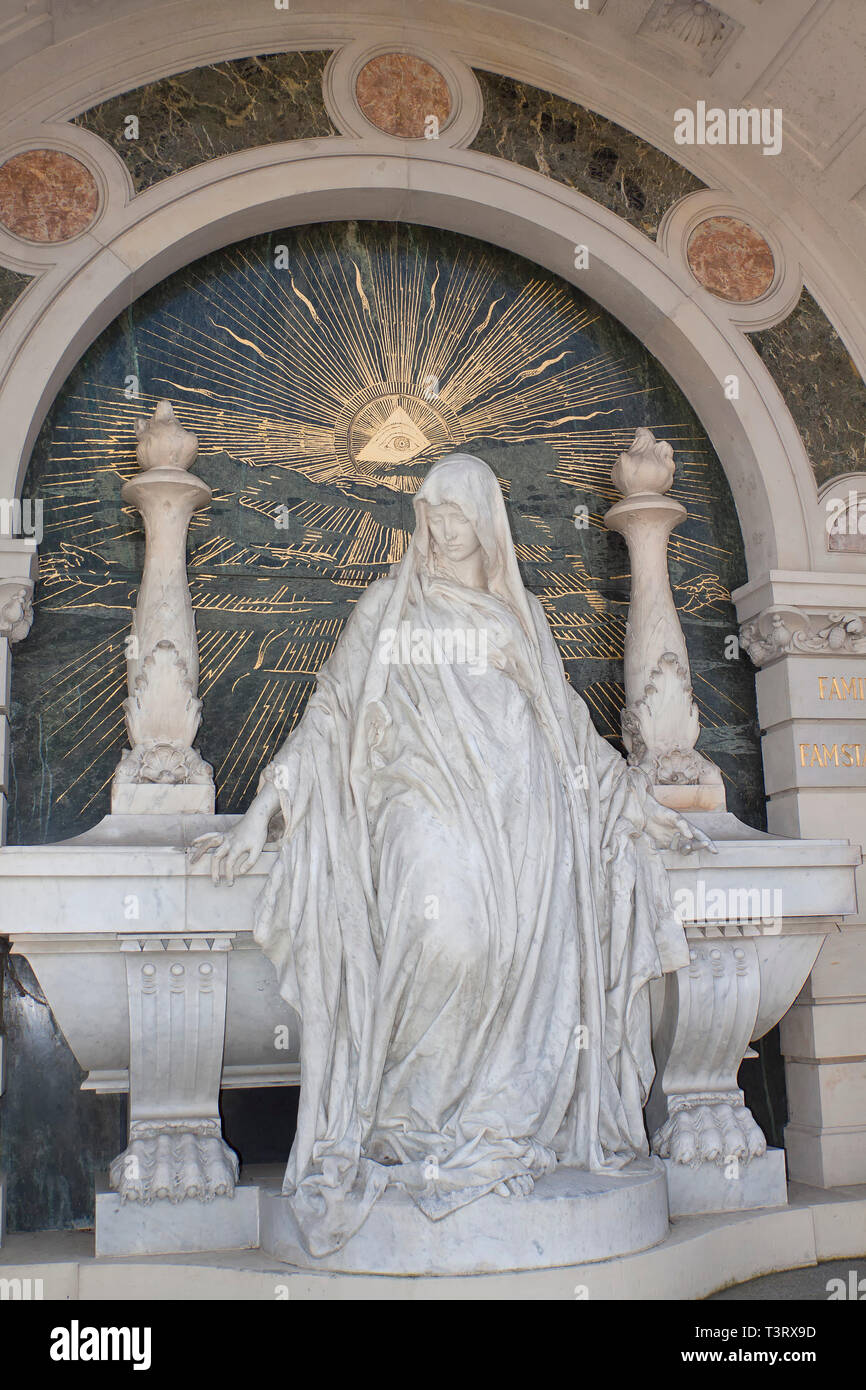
[664,1147,788,1217]
[5,1180,865,1300]
[652,783,726,812]
[260,1160,669,1275]
[110,784,215,815]
[94,1175,259,1257]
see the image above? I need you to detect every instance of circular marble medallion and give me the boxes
[0,149,99,242]
[355,54,451,138]
[686,216,775,302]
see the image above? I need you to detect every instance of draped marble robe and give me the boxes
[254,454,689,1256]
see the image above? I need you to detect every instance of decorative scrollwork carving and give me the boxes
[0,581,33,643]
[740,607,866,665]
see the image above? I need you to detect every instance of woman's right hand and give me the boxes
[189,803,271,885]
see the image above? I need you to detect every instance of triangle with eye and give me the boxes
[355,406,431,465]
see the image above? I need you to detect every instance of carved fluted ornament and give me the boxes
[611,425,676,497]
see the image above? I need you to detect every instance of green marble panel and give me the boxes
[0,266,32,322]
[0,951,126,1233]
[9,220,764,842]
[74,50,334,192]
[470,69,705,239]
[752,288,866,489]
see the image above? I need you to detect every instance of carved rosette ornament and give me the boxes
[112,401,214,812]
[656,0,726,48]
[0,580,34,643]
[740,607,866,666]
[640,0,740,70]
[605,428,724,811]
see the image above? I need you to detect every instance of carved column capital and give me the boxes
[0,579,34,643]
[740,605,866,666]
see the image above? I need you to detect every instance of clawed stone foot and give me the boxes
[110,1123,239,1203]
[494,1172,535,1197]
[652,1101,766,1167]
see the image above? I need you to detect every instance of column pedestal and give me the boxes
[737,575,866,1188]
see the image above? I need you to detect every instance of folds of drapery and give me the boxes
[251,453,689,1256]
[252,576,688,1256]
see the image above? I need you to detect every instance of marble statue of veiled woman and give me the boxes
[191,453,714,1257]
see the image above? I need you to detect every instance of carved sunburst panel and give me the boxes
[7,221,765,840]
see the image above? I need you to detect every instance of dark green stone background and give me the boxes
[3,220,785,1233]
[8,220,766,844]
[74,50,334,192]
[470,69,706,240]
[0,266,31,323]
[753,289,866,488]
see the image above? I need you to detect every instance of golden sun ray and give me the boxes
[28,224,735,822]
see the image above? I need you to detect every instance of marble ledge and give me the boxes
[2,1185,865,1299]
[732,570,866,624]
[0,810,857,939]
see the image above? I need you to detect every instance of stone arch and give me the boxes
[0,144,818,574]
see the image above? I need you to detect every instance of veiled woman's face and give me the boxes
[425,501,482,564]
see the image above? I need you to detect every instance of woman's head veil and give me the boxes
[411,453,536,639]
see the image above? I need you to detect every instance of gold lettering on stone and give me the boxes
[818,675,866,700]
[800,741,866,768]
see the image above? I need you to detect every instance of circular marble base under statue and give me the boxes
[259,1158,669,1275]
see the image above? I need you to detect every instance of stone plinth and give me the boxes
[260,1161,669,1275]
[664,1147,788,1217]
[95,1174,260,1257]
[735,570,866,1189]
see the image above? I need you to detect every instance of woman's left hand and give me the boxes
[643,798,718,854]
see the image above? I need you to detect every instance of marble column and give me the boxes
[0,537,37,845]
[100,403,243,1241]
[112,400,214,814]
[604,428,724,811]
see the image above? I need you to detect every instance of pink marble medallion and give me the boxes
[0,149,99,243]
[355,54,451,138]
[686,216,775,303]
